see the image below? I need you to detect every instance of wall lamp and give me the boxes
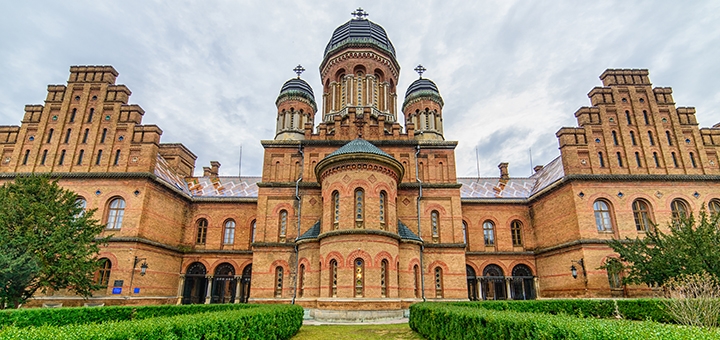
[570,258,586,279]
[134,256,149,276]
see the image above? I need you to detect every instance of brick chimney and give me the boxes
[498,162,509,180]
[203,161,221,178]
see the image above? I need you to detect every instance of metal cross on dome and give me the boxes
[352,8,368,20]
[414,65,426,79]
[293,64,305,78]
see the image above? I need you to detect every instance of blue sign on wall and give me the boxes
[134,288,140,294]
[112,287,122,294]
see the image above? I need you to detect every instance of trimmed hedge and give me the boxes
[0,304,303,340]
[409,303,720,340]
[0,303,257,329]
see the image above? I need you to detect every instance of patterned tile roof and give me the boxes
[185,176,261,197]
[153,154,191,194]
[458,156,564,199]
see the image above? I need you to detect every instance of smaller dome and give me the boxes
[402,78,444,111]
[276,78,317,112]
[404,78,439,97]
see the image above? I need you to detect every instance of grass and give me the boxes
[292,323,424,340]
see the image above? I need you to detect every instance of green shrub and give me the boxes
[409,303,720,340]
[448,299,617,318]
[615,299,673,323]
[0,304,303,340]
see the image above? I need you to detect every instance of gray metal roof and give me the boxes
[398,220,422,242]
[405,78,440,97]
[325,139,393,159]
[324,19,396,58]
[297,220,321,241]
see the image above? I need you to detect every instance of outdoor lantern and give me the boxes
[570,265,578,279]
[140,262,149,276]
[570,259,585,280]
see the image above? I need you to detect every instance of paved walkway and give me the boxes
[302,317,409,325]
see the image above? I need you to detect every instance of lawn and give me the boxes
[292,323,424,340]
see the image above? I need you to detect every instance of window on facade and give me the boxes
[632,200,653,232]
[77,149,84,165]
[462,221,468,245]
[274,266,283,298]
[87,108,94,123]
[96,258,111,287]
[381,260,388,298]
[70,108,76,122]
[671,199,689,226]
[279,210,287,241]
[75,197,87,218]
[58,150,65,165]
[299,264,305,298]
[483,220,495,246]
[379,191,387,229]
[46,129,53,143]
[250,220,256,243]
[672,152,679,167]
[611,131,618,145]
[196,218,208,244]
[709,200,720,216]
[431,211,439,240]
[414,265,420,298]
[511,220,523,246]
[40,150,47,165]
[635,152,642,168]
[106,197,125,229]
[65,129,71,143]
[354,258,364,297]
[330,259,338,297]
[598,152,605,167]
[332,191,340,228]
[648,131,654,146]
[630,131,636,145]
[607,262,622,289]
[616,152,623,167]
[690,152,697,168]
[653,152,660,167]
[355,189,364,228]
[114,150,120,165]
[82,129,89,143]
[666,131,673,146]
[95,150,102,165]
[223,220,236,244]
[593,200,613,232]
[643,110,649,125]
[434,267,443,298]
[625,110,632,125]
[22,150,29,165]
[101,128,107,143]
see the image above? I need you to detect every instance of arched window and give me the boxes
[298,264,305,298]
[671,152,679,167]
[511,264,535,300]
[483,264,506,300]
[643,110,649,125]
[211,263,237,303]
[625,110,632,125]
[250,220,256,243]
[40,150,47,165]
[22,150,29,165]
[483,220,495,246]
[598,152,605,167]
[223,220,236,245]
[332,191,340,228]
[431,210,439,240]
[82,128,89,144]
[330,259,338,297]
[671,199,689,225]
[58,150,65,165]
[616,152,623,167]
[274,266,283,298]
[593,200,613,232]
[70,108,76,122]
[77,149,84,165]
[434,267,443,298]
[611,131,618,145]
[632,200,653,232]
[653,152,660,167]
[381,260,388,298]
[75,197,87,218]
[101,128,107,143]
[666,131,673,146]
[635,152,642,168]
[46,129,53,143]
[196,218,208,244]
[279,210,287,241]
[106,198,125,229]
[354,258,364,297]
[64,129,71,143]
[690,152,697,168]
[95,149,102,165]
[709,200,720,216]
[648,131,654,146]
[96,258,111,286]
[355,188,364,228]
[462,221,468,245]
[379,191,387,229]
[114,150,120,165]
[87,108,94,123]
[511,220,523,246]
[630,131,636,145]
[414,265,420,298]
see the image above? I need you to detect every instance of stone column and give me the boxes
[234,275,242,304]
[176,274,185,305]
[534,277,540,299]
[505,278,512,300]
[205,275,214,304]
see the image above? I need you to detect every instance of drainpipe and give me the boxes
[292,143,304,305]
[415,145,426,301]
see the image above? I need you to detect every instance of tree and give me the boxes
[0,175,109,308]
[606,209,720,287]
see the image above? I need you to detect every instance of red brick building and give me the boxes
[2,11,720,317]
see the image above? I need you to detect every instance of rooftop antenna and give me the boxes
[414,65,426,79]
[475,145,481,178]
[238,144,243,177]
[351,7,368,20]
[293,64,305,78]
[529,148,533,175]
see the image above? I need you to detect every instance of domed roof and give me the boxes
[276,77,317,111]
[402,78,444,111]
[324,18,396,58]
[315,139,404,182]
[404,78,440,97]
[325,138,392,159]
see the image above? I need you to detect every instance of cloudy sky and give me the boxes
[1,1,719,178]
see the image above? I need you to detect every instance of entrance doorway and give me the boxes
[511,264,535,300]
[466,265,479,301]
[181,262,207,304]
[211,263,236,303]
[481,264,506,300]
[238,264,252,303]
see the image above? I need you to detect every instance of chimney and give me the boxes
[203,167,211,177]
[498,162,509,180]
[210,161,221,176]
[534,165,544,173]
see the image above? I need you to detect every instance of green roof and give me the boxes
[325,139,393,159]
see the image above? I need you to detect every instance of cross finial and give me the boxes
[414,65,426,79]
[293,64,305,78]
[351,7,368,20]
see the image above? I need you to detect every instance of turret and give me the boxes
[274,65,317,140]
[402,65,445,141]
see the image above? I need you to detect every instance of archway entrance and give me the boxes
[211,263,236,304]
[511,264,536,300]
[466,265,479,301]
[238,264,252,303]
[481,264,506,300]
[181,262,207,304]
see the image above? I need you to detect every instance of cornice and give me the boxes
[320,50,400,79]
[317,229,401,241]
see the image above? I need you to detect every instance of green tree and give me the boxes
[0,175,109,308]
[606,209,720,287]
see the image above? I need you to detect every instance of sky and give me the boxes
[1,1,719,178]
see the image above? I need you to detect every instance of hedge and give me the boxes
[0,303,257,329]
[409,303,720,340]
[0,304,303,340]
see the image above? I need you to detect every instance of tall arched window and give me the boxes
[483,220,495,246]
[434,267,443,298]
[431,211,439,241]
[22,150,29,165]
[709,200,720,216]
[648,131,654,146]
[330,259,338,297]
[101,128,107,143]
[75,197,87,218]
[223,220,236,245]
[196,218,208,244]
[462,221,468,245]
[332,191,340,229]
[82,129,89,143]
[113,150,121,166]
[64,129,71,143]
[274,267,283,298]
[611,131,618,145]
[598,152,605,167]
[643,110,649,125]
[46,129,53,143]
[690,152,697,168]
[381,260,388,298]
[379,191,387,229]
[87,108,94,123]
[106,197,125,229]
[616,152,623,167]
[77,149,84,165]
[625,110,632,125]
[355,188,364,228]
[635,152,642,167]
[96,258,111,286]
[414,265,420,298]
[298,264,305,298]
[630,131,636,145]
[58,150,65,165]
[250,220,256,243]
[671,199,689,226]
[40,149,47,165]
[632,200,653,232]
[511,220,523,246]
[70,108,76,122]
[672,152,679,167]
[279,210,287,241]
[593,200,613,232]
[653,152,660,167]
[354,258,364,297]
[95,149,102,165]
[666,131,673,146]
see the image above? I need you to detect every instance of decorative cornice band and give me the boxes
[318,229,401,241]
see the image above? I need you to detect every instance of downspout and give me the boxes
[292,143,304,304]
[415,145,426,301]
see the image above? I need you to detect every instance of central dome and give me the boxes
[324,18,396,58]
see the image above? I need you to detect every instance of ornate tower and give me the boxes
[274,65,317,140]
[402,65,445,141]
[319,8,400,136]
